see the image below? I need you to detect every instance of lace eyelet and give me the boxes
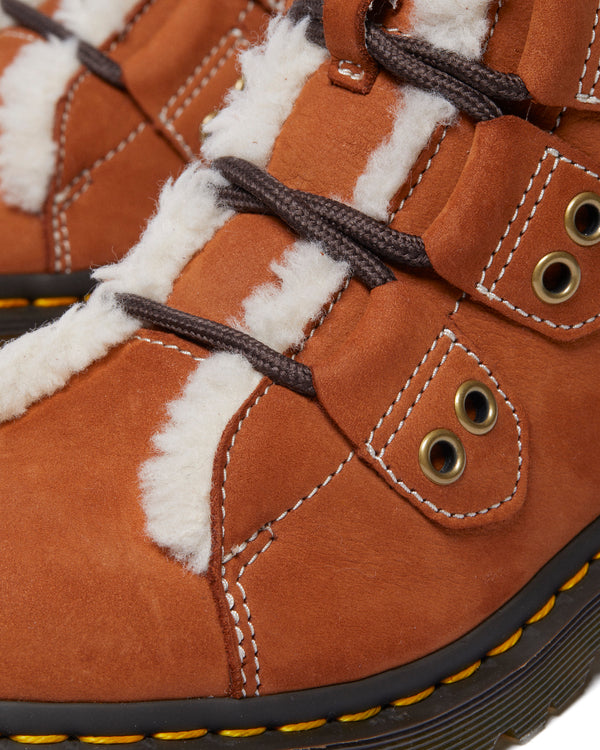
[200,110,218,142]
[565,192,600,246]
[419,429,466,486]
[454,380,498,436]
[531,251,581,304]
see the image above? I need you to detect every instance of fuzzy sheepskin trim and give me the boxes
[141,243,349,574]
[0,14,324,422]
[202,16,327,167]
[0,165,231,421]
[0,0,140,212]
[352,0,492,220]
[140,0,494,573]
[0,0,43,29]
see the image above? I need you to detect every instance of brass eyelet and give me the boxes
[234,76,245,91]
[199,110,218,142]
[531,251,581,304]
[419,429,466,486]
[454,380,498,436]
[565,192,600,246]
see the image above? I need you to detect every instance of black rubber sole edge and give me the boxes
[2,511,600,743]
[0,271,94,337]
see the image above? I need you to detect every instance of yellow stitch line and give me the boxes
[77,738,144,746]
[152,730,208,740]
[486,628,523,657]
[218,728,267,738]
[12,739,67,747]
[527,596,556,625]
[441,660,481,684]
[277,719,327,733]
[337,707,381,723]
[593,550,600,561]
[0,298,28,309]
[391,686,435,707]
[33,296,79,308]
[559,562,589,591]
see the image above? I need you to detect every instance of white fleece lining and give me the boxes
[0,0,43,30]
[141,243,349,573]
[0,16,325,421]
[0,0,141,212]
[141,1,494,573]
[352,0,492,219]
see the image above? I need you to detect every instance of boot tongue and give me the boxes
[168,0,498,320]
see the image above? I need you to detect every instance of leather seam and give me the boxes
[478,147,600,330]
[50,0,160,272]
[365,328,523,519]
[219,283,348,695]
[576,0,600,103]
[390,126,449,221]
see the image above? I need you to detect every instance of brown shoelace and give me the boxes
[117,2,533,396]
[2,0,124,89]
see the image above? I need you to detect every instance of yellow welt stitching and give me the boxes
[487,628,523,657]
[33,296,79,308]
[78,737,145,745]
[218,728,267,738]
[277,719,327,733]
[559,563,589,591]
[391,687,435,707]
[527,596,556,625]
[10,737,69,745]
[441,660,481,684]
[152,730,208,740]
[0,298,28,309]
[337,707,381,723]
[594,550,600,561]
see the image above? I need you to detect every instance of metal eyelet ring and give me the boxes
[454,380,498,436]
[234,76,245,91]
[565,192,600,246]
[531,251,581,304]
[199,110,218,142]
[419,429,466,486]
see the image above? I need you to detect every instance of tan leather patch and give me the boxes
[360,327,527,527]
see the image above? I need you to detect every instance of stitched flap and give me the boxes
[312,279,529,530]
[358,326,527,528]
[518,0,600,111]
[425,116,600,341]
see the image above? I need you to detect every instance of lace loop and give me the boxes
[118,293,317,397]
[1,0,124,89]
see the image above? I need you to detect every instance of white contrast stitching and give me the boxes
[156,1,252,159]
[134,335,205,362]
[223,451,354,565]
[235,528,273,696]
[365,328,523,519]
[0,30,37,42]
[577,0,600,103]
[219,281,349,695]
[489,152,560,292]
[366,330,448,447]
[477,147,600,330]
[389,126,449,221]
[51,0,159,271]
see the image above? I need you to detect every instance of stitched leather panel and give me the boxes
[425,116,600,341]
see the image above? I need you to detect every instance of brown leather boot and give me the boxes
[0,0,273,337]
[0,0,599,747]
